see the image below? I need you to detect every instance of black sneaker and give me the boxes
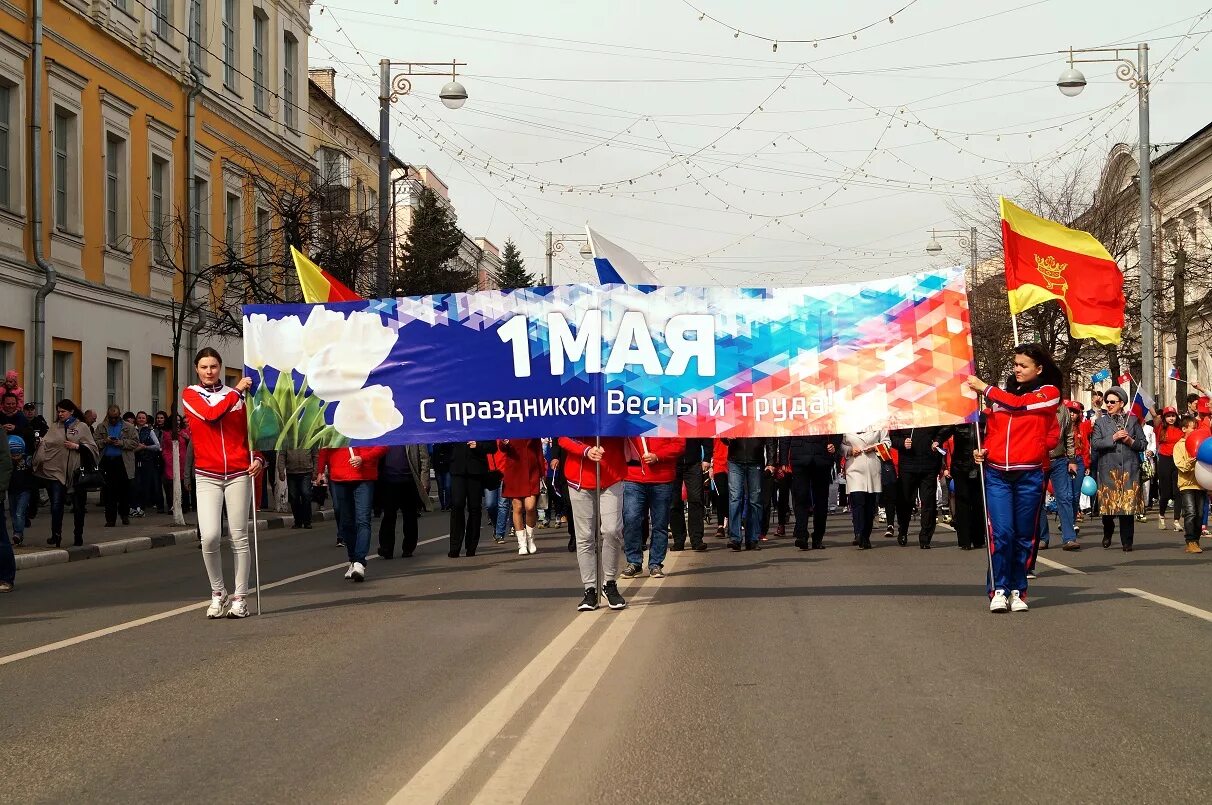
[336,537,345,548]
[603,582,627,610]
[620,563,641,579]
[577,588,599,611]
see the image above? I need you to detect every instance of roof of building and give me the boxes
[308,78,407,172]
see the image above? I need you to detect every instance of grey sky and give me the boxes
[309,0,1212,286]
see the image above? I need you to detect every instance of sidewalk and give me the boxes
[10,498,333,571]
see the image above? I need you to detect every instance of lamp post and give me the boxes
[379,59,467,298]
[925,226,979,286]
[1057,43,1153,400]
[545,231,593,285]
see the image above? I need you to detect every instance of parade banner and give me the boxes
[242,267,976,449]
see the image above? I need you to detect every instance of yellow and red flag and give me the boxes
[999,197,1124,345]
[291,246,362,304]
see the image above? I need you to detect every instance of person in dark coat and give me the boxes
[725,437,775,549]
[431,442,454,511]
[669,438,712,552]
[447,440,498,558]
[889,425,953,547]
[377,445,430,559]
[780,434,843,549]
[946,422,986,550]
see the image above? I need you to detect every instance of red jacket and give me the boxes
[316,446,388,482]
[711,439,729,476]
[499,438,544,497]
[182,385,260,480]
[982,383,1061,471]
[623,436,685,484]
[557,436,627,491]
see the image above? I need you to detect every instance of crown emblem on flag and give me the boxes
[1033,254,1069,293]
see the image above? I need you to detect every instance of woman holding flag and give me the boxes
[965,343,1062,614]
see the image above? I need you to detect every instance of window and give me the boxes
[283,34,298,129]
[151,155,169,263]
[105,133,127,248]
[153,0,172,39]
[0,83,10,210]
[255,207,270,268]
[53,107,76,231]
[192,175,209,262]
[222,0,238,90]
[0,339,11,377]
[106,355,125,409]
[253,9,267,113]
[225,191,242,259]
[189,0,205,68]
[113,0,129,11]
[52,350,70,402]
[151,365,166,414]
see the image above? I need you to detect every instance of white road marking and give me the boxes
[388,555,679,805]
[1121,587,1212,624]
[468,571,670,805]
[0,534,450,668]
[1036,556,1085,575]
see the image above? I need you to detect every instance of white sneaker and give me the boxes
[526,531,537,554]
[227,596,250,618]
[206,591,229,619]
[990,590,1009,613]
[1010,590,1029,612]
[351,561,366,582]
[1026,570,1038,580]
[344,563,355,580]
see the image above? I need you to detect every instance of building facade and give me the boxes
[0,0,310,414]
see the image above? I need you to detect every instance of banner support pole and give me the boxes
[594,436,602,604]
[1011,313,1021,346]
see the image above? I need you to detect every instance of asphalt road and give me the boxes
[2,511,1211,804]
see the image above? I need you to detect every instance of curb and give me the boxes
[14,510,334,571]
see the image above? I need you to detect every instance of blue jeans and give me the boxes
[331,481,373,564]
[727,462,763,545]
[623,480,674,568]
[1040,460,1078,545]
[8,488,30,539]
[0,494,14,584]
[1070,457,1085,511]
[985,467,1044,597]
[483,484,511,538]
[437,470,452,509]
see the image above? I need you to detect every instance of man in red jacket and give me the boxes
[620,436,685,578]
[317,446,387,582]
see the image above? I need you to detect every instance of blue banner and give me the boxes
[241,269,976,449]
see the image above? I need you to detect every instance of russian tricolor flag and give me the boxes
[586,226,659,285]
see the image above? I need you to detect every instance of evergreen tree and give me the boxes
[495,238,537,288]
[395,187,476,296]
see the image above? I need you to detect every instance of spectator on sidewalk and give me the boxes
[2,370,23,408]
[33,399,99,548]
[7,434,34,547]
[317,446,387,581]
[83,409,97,428]
[0,433,15,591]
[282,448,316,529]
[93,405,138,527]
[376,444,430,559]
[23,403,47,439]
[132,412,163,516]
[1,392,27,436]
[160,415,191,515]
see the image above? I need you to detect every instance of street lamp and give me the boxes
[924,227,979,287]
[545,231,593,285]
[378,59,468,298]
[1058,43,1153,399]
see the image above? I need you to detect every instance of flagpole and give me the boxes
[1011,313,1020,346]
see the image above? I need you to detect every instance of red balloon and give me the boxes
[1187,429,1210,458]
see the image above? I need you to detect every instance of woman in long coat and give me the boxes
[1092,386,1148,551]
[842,431,886,549]
[500,438,544,555]
[33,399,99,547]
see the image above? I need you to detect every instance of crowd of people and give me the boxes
[2,344,1210,615]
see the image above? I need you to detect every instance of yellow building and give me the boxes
[0,0,310,414]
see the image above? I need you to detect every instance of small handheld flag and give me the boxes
[1130,389,1155,422]
[1169,367,1182,381]
[1117,371,1133,385]
[1091,368,1112,384]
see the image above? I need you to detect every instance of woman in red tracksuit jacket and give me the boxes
[965,343,1062,614]
[499,438,544,555]
[181,347,265,620]
[558,436,628,612]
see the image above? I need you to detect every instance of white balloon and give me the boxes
[1196,461,1212,491]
